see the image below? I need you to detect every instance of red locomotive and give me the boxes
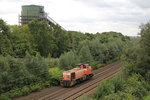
[60,64,94,87]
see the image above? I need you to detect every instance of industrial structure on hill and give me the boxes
[19,5,64,29]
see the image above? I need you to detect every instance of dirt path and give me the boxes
[14,61,122,100]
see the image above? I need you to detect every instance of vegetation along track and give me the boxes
[15,61,122,100]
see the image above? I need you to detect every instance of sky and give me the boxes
[0,0,150,36]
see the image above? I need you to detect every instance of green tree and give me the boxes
[52,26,71,57]
[0,19,13,56]
[59,51,79,70]
[0,55,10,93]
[88,39,104,62]
[24,52,50,82]
[9,25,33,57]
[137,23,150,75]
[79,46,93,63]
[28,20,55,57]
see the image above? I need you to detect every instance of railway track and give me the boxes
[54,62,121,100]
[15,61,122,100]
[67,67,121,100]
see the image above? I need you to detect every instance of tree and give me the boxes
[24,52,50,82]
[0,55,10,93]
[137,23,150,75]
[52,26,71,57]
[0,19,10,36]
[9,25,33,58]
[88,39,104,62]
[28,20,55,57]
[79,46,93,63]
[0,19,13,56]
[59,51,79,70]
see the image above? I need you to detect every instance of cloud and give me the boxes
[130,0,150,8]
[0,0,149,36]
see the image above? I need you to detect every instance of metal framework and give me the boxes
[19,5,65,30]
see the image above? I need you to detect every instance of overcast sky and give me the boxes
[0,0,150,36]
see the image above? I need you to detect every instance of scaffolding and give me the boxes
[19,5,65,30]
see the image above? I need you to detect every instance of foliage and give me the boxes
[79,46,93,63]
[28,20,56,57]
[59,51,79,70]
[90,61,103,69]
[24,52,50,82]
[124,74,148,99]
[30,84,41,92]
[9,25,33,58]
[143,92,150,100]
[21,86,30,96]
[88,39,104,62]
[0,19,12,56]
[92,73,149,100]
[49,67,64,85]
[0,52,50,95]
[137,23,150,75]
[0,94,11,100]
[93,80,115,99]
[45,57,59,68]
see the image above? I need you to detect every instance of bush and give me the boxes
[143,92,150,100]
[90,61,103,69]
[124,74,148,99]
[41,81,51,88]
[24,52,50,82]
[111,75,124,93]
[8,88,22,98]
[103,92,137,100]
[93,80,114,99]
[21,86,30,96]
[0,94,11,100]
[49,67,64,85]
[145,71,150,84]
[30,84,41,92]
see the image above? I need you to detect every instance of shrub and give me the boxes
[145,71,150,84]
[79,95,89,100]
[49,67,64,85]
[30,84,41,92]
[24,52,50,82]
[124,74,148,99]
[21,86,30,96]
[143,92,150,100]
[8,88,22,98]
[93,80,114,99]
[0,94,11,100]
[111,75,124,93]
[90,61,103,70]
[40,81,51,88]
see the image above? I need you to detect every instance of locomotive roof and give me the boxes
[63,68,81,74]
